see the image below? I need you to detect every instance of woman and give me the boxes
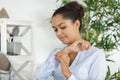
[35,1,107,80]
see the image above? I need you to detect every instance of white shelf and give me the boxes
[0,19,35,80]
[9,56,33,61]
[0,19,33,26]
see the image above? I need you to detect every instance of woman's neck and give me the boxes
[68,36,82,46]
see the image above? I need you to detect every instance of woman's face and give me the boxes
[51,14,80,44]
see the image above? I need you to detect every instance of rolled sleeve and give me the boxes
[68,74,78,80]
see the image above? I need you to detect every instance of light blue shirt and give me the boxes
[35,46,107,80]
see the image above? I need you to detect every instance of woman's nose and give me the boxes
[56,29,62,36]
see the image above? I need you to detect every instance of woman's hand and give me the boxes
[55,39,90,78]
[64,39,91,54]
[55,51,72,79]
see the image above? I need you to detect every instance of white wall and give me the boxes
[0,0,120,75]
[0,0,65,66]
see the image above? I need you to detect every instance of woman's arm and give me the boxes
[35,62,53,80]
[63,39,90,54]
[35,49,58,80]
[55,51,72,79]
[88,50,107,80]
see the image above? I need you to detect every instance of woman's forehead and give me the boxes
[52,15,72,26]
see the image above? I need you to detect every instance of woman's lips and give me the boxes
[59,37,66,41]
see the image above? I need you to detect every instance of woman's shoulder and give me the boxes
[77,46,106,66]
[80,46,105,59]
[87,46,104,53]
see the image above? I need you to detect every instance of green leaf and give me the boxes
[113,34,118,42]
[106,59,115,63]
[105,66,111,80]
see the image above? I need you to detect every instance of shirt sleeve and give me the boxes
[88,50,107,80]
[68,74,78,80]
[34,49,58,80]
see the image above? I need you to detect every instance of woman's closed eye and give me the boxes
[53,26,66,32]
[60,26,66,30]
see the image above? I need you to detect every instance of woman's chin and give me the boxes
[59,39,71,44]
[61,40,70,44]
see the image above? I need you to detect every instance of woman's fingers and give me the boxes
[75,40,91,51]
[55,51,70,67]
[83,41,91,50]
[55,51,68,60]
[55,51,62,59]
[78,42,82,50]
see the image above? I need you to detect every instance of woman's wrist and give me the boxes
[63,47,72,54]
[63,69,72,79]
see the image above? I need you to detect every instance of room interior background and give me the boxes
[0,0,120,79]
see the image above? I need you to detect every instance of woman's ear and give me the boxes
[74,20,80,30]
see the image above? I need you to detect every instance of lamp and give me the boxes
[0,8,9,18]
